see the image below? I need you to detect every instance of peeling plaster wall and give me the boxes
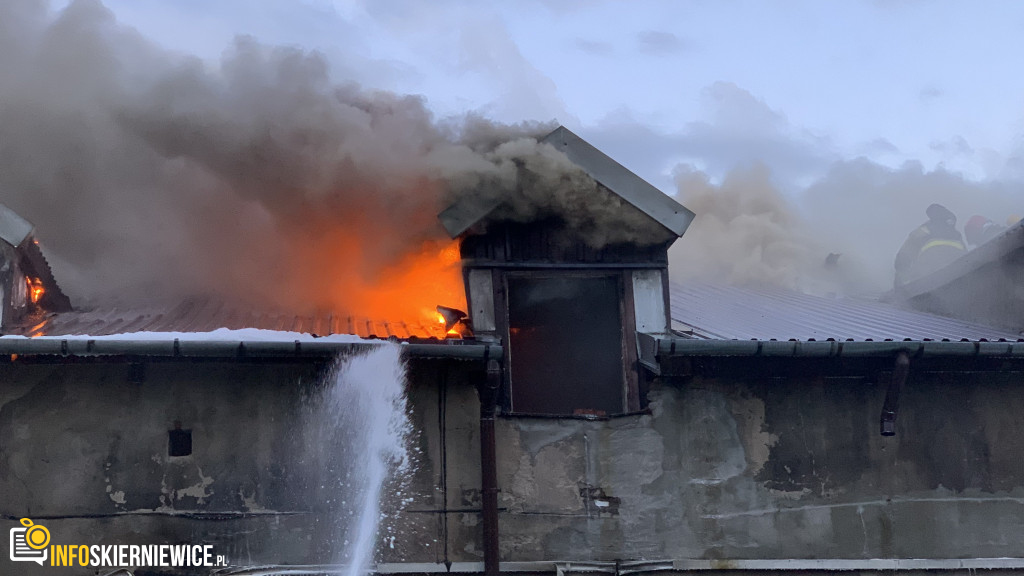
[0,359,470,573]
[489,373,1024,561]
[5,359,1024,573]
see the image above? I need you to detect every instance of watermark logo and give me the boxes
[9,518,50,566]
[7,518,227,569]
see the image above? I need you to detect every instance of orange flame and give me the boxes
[283,232,467,337]
[436,312,462,337]
[26,277,44,304]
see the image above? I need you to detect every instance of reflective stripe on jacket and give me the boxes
[920,238,965,253]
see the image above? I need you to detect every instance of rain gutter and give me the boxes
[641,333,1024,360]
[0,338,502,360]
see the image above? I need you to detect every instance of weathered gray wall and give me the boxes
[4,358,1024,574]
[0,358,473,574]
[490,373,1024,561]
[0,360,331,573]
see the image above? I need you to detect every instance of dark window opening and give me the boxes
[507,274,624,415]
[168,424,192,457]
[128,363,145,385]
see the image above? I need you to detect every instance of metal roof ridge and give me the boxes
[540,126,694,236]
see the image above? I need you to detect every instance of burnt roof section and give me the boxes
[7,298,454,341]
[670,282,1022,342]
[0,203,34,248]
[439,125,695,239]
[18,239,72,312]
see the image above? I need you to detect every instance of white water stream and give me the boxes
[310,344,412,575]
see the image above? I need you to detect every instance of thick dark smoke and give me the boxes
[7,1,1019,312]
[0,0,638,313]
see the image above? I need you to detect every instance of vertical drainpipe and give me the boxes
[480,357,501,575]
[880,351,910,436]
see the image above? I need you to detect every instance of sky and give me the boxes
[92,0,1024,189]
[7,0,1024,305]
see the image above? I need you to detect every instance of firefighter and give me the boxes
[894,203,966,288]
[964,215,1006,249]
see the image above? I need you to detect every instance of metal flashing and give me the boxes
[0,203,34,247]
[438,126,695,239]
[540,126,694,237]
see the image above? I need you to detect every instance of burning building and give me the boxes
[4,128,1024,576]
[0,203,72,328]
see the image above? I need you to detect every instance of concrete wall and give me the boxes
[489,372,1024,561]
[0,356,484,574]
[4,357,1024,575]
[0,360,330,573]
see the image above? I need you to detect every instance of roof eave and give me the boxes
[0,338,502,360]
[644,333,1024,359]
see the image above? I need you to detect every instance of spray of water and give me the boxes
[308,343,412,573]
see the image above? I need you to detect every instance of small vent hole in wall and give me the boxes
[168,421,192,457]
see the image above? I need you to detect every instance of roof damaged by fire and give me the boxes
[1,130,1022,354]
[7,114,1024,575]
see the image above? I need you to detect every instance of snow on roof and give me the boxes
[6,298,452,341]
[0,327,375,343]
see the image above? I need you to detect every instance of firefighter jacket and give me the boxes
[894,221,966,287]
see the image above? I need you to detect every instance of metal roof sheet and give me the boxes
[439,126,695,239]
[670,282,1023,342]
[0,203,34,247]
[540,126,695,236]
[7,298,454,341]
[16,282,1017,344]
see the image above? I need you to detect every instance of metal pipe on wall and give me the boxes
[480,358,502,575]
[880,351,911,436]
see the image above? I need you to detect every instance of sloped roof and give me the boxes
[897,219,1024,331]
[540,126,694,236]
[7,298,454,341]
[901,219,1024,298]
[0,203,34,248]
[670,282,1022,342]
[18,238,73,311]
[439,125,694,238]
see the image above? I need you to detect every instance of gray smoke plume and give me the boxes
[670,164,819,290]
[0,0,628,313]
[670,159,1021,296]
[801,158,1021,291]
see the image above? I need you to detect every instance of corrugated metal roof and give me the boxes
[7,298,453,340]
[670,282,1023,342]
[15,282,1019,344]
